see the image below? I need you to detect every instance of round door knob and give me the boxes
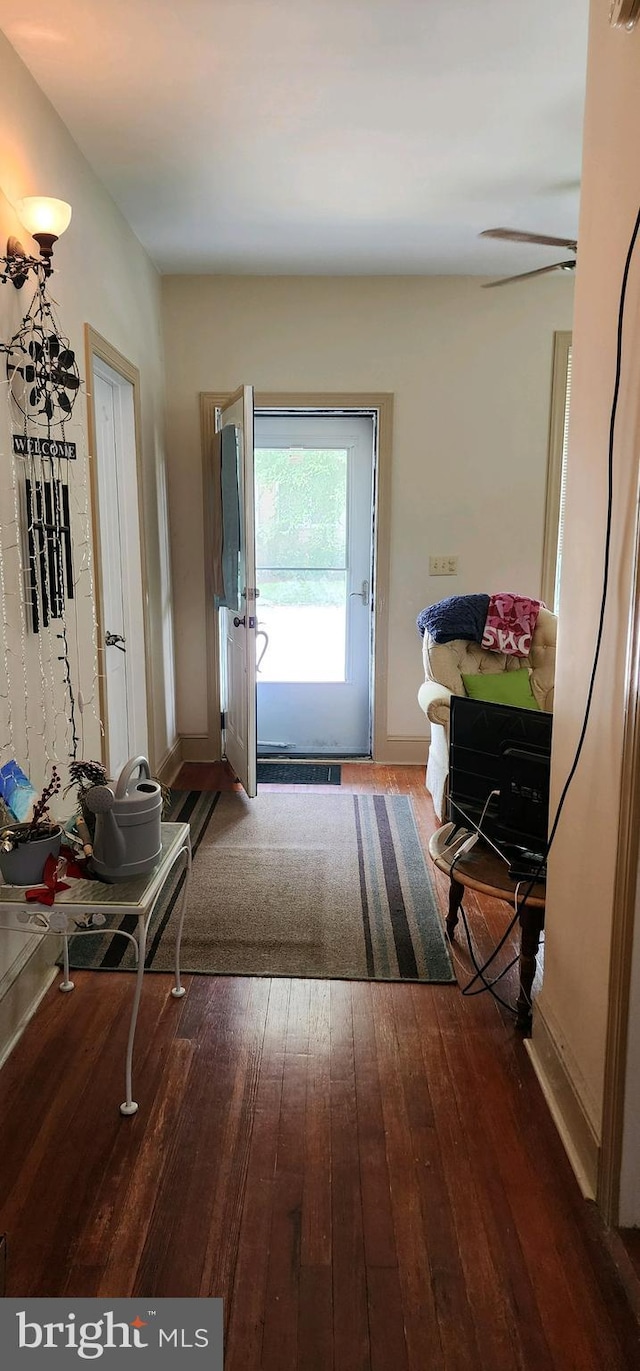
[233,615,246,627]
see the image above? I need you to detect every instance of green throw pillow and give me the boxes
[461,666,540,711]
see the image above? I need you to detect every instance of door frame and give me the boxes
[541,331,572,610]
[199,390,394,761]
[84,325,155,771]
[598,473,640,1224]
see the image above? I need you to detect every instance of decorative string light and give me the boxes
[0,264,104,792]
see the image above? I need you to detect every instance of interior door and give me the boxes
[92,358,148,778]
[218,385,257,797]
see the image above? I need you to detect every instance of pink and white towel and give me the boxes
[481,593,543,658]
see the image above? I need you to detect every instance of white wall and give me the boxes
[0,33,176,1003]
[534,3,640,1188]
[0,30,176,773]
[162,274,574,747]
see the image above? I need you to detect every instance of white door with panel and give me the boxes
[218,385,257,797]
[92,357,148,779]
[254,414,374,755]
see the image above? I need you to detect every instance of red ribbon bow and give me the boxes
[25,846,87,905]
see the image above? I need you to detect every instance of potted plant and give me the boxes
[65,759,109,843]
[0,767,63,885]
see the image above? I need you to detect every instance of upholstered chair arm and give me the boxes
[418,680,452,730]
[427,697,452,728]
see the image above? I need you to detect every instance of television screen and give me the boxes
[448,695,553,856]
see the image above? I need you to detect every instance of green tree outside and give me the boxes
[255,447,347,607]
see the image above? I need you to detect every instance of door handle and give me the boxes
[233,615,246,628]
[256,627,269,672]
[105,631,126,652]
[349,580,369,605]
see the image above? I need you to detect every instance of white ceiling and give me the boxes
[0,0,589,275]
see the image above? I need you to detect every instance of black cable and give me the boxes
[451,200,640,1012]
[446,844,517,1010]
[457,901,517,1012]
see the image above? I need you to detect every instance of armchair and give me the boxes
[418,606,557,819]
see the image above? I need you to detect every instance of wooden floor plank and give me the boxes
[367,1266,410,1371]
[133,977,258,1298]
[388,982,484,1371]
[351,983,398,1270]
[301,980,332,1268]
[197,978,272,1303]
[93,1037,197,1296]
[371,982,444,1371]
[224,978,291,1371]
[261,1169,304,1371]
[297,1265,333,1371]
[260,981,311,1371]
[330,981,371,1371]
[410,983,526,1371]
[440,981,564,1360]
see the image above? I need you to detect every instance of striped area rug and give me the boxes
[66,790,454,983]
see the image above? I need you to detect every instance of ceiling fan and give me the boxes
[479,228,577,288]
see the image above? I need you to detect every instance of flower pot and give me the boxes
[0,824,62,886]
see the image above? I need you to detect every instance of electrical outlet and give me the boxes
[429,556,458,576]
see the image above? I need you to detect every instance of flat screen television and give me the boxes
[448,695,553,858]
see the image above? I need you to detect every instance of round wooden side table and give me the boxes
[428,824,546,1034]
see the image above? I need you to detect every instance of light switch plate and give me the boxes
[429,556,458,576]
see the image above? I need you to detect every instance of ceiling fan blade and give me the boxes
[480,227,578,252]
[482,261,576,289]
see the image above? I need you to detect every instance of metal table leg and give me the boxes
[59,935,74,993]
[171,839,192,999]
[120,913,146,1116]
[119,838,192,1115]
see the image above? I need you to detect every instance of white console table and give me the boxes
[0,821,192,1115]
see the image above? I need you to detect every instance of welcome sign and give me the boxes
[13,434,77,460]
[0,1299,223,1367]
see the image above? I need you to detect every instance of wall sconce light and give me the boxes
[2,197,72,289]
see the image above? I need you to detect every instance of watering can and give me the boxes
[85,756,162,882]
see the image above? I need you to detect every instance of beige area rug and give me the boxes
[66,789,454,983]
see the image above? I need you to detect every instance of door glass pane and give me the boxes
[255,447,347,683]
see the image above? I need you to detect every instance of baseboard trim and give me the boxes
[180,733,222,763]
[156,736,183,786]
[526,1002,600,1199]
[0,935,60,1072]
[601,1228,640,1323]
[180,732,425,766]
[375,736,428,765]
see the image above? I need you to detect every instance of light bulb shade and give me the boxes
[16,197,72,240]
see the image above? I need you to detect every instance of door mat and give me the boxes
[65,789,454,983]
[256,762,342,785]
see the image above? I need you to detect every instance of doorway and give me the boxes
[199,390,393,766]
[255,413,375,756]
[85,328,151,779]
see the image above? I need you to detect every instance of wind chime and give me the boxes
[0,198,98,777]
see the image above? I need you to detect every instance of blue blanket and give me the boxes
[417,593,490,643]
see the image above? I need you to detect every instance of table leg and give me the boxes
[171,840,192,999]
[59,935,74,992]
[516,907,545,1035]
[446,877,464,940]
[120,914,146,1116]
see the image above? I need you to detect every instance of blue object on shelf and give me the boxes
[0,761,37,822]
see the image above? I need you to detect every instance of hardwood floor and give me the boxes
[0,762,638,1368]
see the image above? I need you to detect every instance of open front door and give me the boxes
[218,385,257,797]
